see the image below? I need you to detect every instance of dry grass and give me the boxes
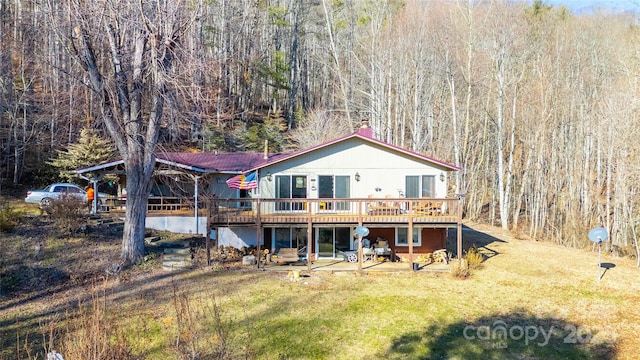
[1,214,639,359]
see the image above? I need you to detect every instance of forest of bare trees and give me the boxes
[2,0,639,258]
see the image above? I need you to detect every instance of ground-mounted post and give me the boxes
[587,227,608,283]
[307,201,312,271]
[456,193,465,260]
[206,199,211,266]
[256,199,261,269]
[408,205,414,270]
[355,225,369,273]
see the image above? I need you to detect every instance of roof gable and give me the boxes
[247,131,460,172]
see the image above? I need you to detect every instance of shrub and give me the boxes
[0,204,21,232]
[41,283,133,360]
[450,259,470,279]
[465,245,485,270]
[171,280,235,359]
[43,195,87,233]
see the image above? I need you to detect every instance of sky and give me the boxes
[542,0,640,14]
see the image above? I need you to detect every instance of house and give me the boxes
[76,120,462,266]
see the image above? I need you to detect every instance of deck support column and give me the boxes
[456,193,465,260]
[205,199,211,266]
[357,202,363,272]
[193,175,200,235]
[307,209,313,271]
[256,199,262,269]
[408,200,414,270]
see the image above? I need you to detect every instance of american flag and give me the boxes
[226,171,258,190]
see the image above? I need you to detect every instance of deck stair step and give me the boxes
[106,221,124,228]
[163,254,193,261]
[86,215,125,230]
[159,240,193,271]
[145,236,161,244]
[163,247,192,255]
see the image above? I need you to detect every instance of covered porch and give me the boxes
[208,196,464,272]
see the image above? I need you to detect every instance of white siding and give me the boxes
[145,216,207,237]
[216,227,257,248]
[259,138,448,199]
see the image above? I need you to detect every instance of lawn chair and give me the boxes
[362,239,376,261]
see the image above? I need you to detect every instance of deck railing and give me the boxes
[100,196,461,225]
[101,196,207,213]
[208,198,460,225]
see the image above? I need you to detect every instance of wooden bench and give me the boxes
[270,248,301,264]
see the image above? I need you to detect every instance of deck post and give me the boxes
[194,175,200,235]
[256,199,262,269]
[408,201,414,270]
[457,193,465,260]
[307,204,313,271]
[206,199,211,266]
[357,202,363,272]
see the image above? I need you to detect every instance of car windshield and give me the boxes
[44,185,54,191]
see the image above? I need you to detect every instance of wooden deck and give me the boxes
[209,198,460,226]
[99,197,461,227]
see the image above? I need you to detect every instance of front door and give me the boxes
[316,227,352,259]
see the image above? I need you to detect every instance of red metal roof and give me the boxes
[156,152,286,172]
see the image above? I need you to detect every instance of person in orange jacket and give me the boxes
[85,185,95,212]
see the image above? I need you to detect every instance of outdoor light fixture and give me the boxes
[439,172,445,182]
[355,172,361,182]
[266,172,272,181]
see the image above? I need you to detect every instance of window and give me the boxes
[396,227,421,246]
[405,175,436,198]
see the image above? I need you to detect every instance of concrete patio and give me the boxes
[261,259,451,273]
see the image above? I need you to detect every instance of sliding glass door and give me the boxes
[318,175,350,211]
[317,227,351,259]
[275,175,307,211]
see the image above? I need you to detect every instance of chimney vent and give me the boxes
[264,140,268,160]
[357,119,373,138]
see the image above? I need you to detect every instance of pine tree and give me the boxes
[49,128,116,182]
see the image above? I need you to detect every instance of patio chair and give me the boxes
[362,239,376,261]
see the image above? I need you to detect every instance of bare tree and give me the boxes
[286,109,352,150]
[69,0,200,263]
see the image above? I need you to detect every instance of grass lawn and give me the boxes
[1,204,638,359]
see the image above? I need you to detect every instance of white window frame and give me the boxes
[405,175,436,198]
[396,226,422,246]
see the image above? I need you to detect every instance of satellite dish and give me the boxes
[588,227,608,243]
[355,226,369,237]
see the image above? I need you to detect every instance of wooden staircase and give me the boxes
[160,242,193,271]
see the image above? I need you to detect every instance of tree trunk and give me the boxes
[121,168,150,262]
